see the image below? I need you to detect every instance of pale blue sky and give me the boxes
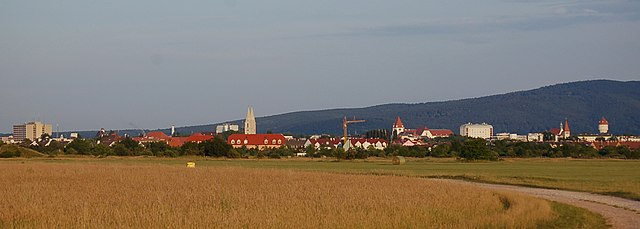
[1,0,639,132]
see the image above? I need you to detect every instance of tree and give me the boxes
[42,140,64,155]
[65,139,94,155]
[180,142,201,156]
[119,138,139,150]
[304,145,316,157]
[542,132,555,142]
[92,144,113,156]
[459,139,497,160]
[111,143,130,156]
[147,141,170,156]
[19,139,33,148]
[40,133,51,141]
[365,129,390,139]
[431,144,451,157]
[200,138,232,157]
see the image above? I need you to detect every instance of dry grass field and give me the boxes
[0,161,602,228]
[185,157,640,200]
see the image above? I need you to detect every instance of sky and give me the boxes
[1,0,639,133]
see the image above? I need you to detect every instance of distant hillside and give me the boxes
[61,80,640,137]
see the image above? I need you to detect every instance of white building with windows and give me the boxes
[13,121,52,142]
[216,123,239,134]
[460,123,493,139]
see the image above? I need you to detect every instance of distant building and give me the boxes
[590,141,640,150]
[244,106,256,134]
[169,133,214,147]
[343,138,388,150]
[1,135,15,144]
[549,119,571,141]
[132,131,172,144]
[304,138,387,150]
[216,123,239,134]
[392,117,453,140]
[459,123,493,139]
[577,117,613,142]
[392,116,405,137]
[97,132,124,147]
[13,121,52,142]
[228,133,285,150]
[418,128,454,139]
[285,139,307,150]
[527,133,544,142]
[132,131,213,147]
[598,117,609,134]
[496,133,528,141]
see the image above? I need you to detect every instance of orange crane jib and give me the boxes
[343,116,366,144]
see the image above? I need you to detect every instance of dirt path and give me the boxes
[437,179,640,229]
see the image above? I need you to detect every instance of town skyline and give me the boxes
[2,1,640,133]
[2,79,639,135]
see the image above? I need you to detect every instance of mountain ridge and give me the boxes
[51,79,640,138]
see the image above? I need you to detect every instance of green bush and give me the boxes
[0,151,20,158]
[459,139,497,160]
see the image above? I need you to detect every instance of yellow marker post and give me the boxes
[186,162,196,168]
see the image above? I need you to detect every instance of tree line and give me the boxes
[3,135,640,160]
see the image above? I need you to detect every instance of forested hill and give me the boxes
[59,80,640,137]
[168,80,639,136]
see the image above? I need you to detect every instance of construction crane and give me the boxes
[343,116,365,148]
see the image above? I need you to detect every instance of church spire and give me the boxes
[244,106,256,134]
[563,118,571,139]
[393,116,404,128]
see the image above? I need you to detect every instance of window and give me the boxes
[231,140,235,144]
[244,139,248,144]
[277,139,282,144]
[264,139,268,144]
[272,139,276,144]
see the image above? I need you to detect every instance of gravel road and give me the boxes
[437,179,640,229]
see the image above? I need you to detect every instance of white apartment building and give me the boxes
[460,123,493,139]
[13,121,53,142]
[216,123,240,134]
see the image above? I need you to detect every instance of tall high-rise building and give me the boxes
[244,106,256,134]
[13,121,52,142]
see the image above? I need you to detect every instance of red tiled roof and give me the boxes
[402,129,417,135]
[415,127,429,136]
[429,129,454,137]
[169,137,187,147]
[564,119,570,131]
[186,133,213,143]
[599,117,608,125]
[146,131,171,140]
[393,116,404,128]
[550,128,561,136]
[228,134,286,146]
[592,141,640,150]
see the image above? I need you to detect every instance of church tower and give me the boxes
[598,117,609,134]
[562,118,571,139]
[392,116,405,139]
[244,106,256,134]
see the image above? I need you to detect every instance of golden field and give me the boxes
[0,162,591,228]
